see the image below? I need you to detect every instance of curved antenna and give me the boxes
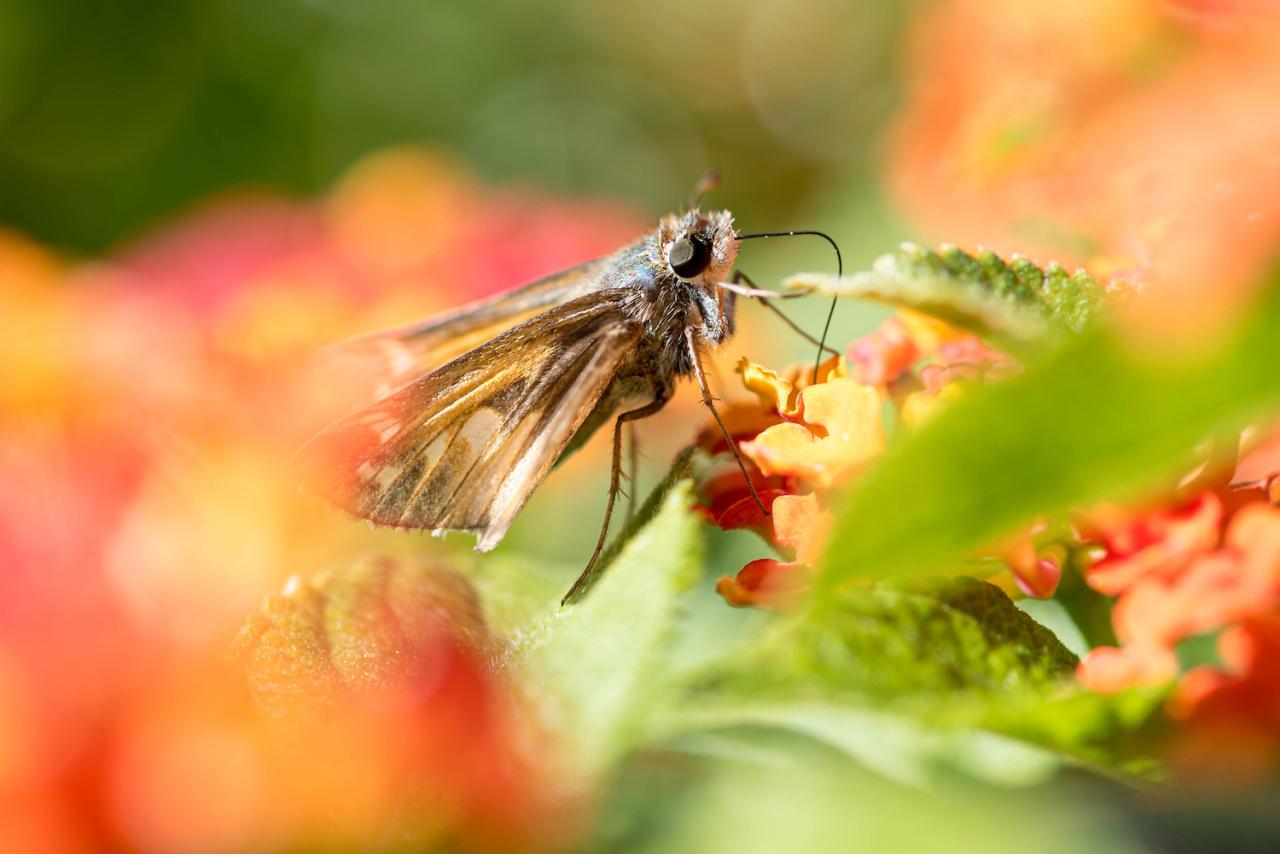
[735,229,843,382]
[689,170,722,209]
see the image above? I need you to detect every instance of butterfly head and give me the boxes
[659,208,738,287]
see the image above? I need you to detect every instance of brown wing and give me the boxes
[297,291,643,550]
[315,256,615,407]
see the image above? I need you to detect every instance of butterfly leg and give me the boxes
[685,327,771,518]
[624,421,639,526]
[562,393,669,605]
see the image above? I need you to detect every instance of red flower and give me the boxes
[1080,494,1224,596]
[1166,613,1280,785]
[1077,498,1280,701]
[995,527,1064,599]
[847,315,919,386]
[715,493,830,608]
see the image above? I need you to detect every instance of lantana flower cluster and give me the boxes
[1075,435,1280,780]
[697,310,1031,607]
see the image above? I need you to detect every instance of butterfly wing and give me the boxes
[297,290,644,550]
[316,255,617,406]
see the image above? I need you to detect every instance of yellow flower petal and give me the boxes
[743,379,884,489]
[736,357,796,414]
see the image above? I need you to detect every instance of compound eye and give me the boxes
[669,234,711,279]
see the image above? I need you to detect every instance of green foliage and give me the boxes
[562,446,700,605]
[622,754,1147,854]
[978,685,1169,777]
[698,579,1076,703]
[666,703,1063,788]
[787,243,1105,348]
[672,578,1164,780]
[515,481,703,779]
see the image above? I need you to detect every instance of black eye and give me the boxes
[669,235,711,279]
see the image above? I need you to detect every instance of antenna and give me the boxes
[734,229,843,382]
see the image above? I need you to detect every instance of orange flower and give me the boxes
[701,315,1033,607]
[742,378,885,490]
[1076,644,1179,694]
[1117,502,1279,645]
[1166,613,1280,785]
[1234,427,1280,503]
[696,354,876,608]
[1068,442,1280,781]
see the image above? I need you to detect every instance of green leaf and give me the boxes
[683,579,1164,778]
[460,553,569,637]
[787,243,1105,348]
[663,702,1062,789]
[1016,598,1089,658]
[697,578,1076,704]
[978,684,1169,778]
[561,446,699,605]
[819,267,1280,592]
[515,480,703,779]
[626,750,1147,854]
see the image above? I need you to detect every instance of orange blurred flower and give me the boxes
[1078,497,1280,691]
[1074,643,1180,694]
[889,0,1280,339]
[887,0,1280,780]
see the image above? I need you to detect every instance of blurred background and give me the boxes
[5,0,1280,850]
[0,0,907,251]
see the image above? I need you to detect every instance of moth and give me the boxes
[297,176,836,602]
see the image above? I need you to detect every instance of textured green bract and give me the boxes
[229,556,495,715]
[786,243,1105,346]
